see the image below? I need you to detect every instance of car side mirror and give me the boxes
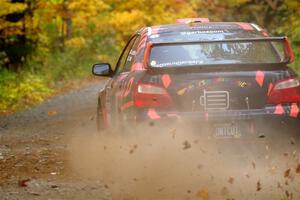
[92,63,113,77]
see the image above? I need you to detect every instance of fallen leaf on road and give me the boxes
[295,164,300,173]
[18,179,30,187]
[183,140,191,150]
[252,161,256,169]
[129,144,138,154]
[196,189,210,200]
[256,180,261,191]
[228,177,234,184]
[47,110,57,116]
[284,169,291,178]
[169,128,176,139]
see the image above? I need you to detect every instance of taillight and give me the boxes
[267,78,300,104]
[134,83,174,108]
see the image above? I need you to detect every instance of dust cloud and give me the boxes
[68,122,300,200]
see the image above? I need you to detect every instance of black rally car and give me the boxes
[92,18,299,137]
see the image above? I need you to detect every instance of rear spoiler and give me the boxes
[144,37,294,66]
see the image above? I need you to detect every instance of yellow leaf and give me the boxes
[196,189,210,200]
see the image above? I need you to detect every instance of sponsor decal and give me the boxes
[255,71,265,87]
[161,74,171,88]
[199,80,206,87]
[180,30,224,35]
[238,81,248,88]
[152,60,204,68]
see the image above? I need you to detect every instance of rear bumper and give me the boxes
[136,104,300,121]
[133,104,300,134]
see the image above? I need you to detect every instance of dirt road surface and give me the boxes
[1,79,300,200]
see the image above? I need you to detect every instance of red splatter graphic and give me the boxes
[255,71,265,87]
[237,22,254,30]
[290,103,299,118]
[274,104,284,115]
[162,74,171,88]
[267,83,273,96]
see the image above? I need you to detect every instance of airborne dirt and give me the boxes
[0,79,300,200]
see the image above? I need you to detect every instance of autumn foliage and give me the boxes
[0,0,299,113]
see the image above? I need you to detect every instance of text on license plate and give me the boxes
[214,123,241,138]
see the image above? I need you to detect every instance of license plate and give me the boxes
[214,123,241,138]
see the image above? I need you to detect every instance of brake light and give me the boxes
[134,83,174,108]
[267,78,300,104]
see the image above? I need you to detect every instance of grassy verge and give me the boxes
[0,36,118,115]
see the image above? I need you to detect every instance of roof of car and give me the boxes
[139,22,267,42]
[146,22,263,34]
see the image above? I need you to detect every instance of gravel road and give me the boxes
[0,79,112,200]
[0,79,300,200]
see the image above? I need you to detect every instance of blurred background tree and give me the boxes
[0,0,299,113]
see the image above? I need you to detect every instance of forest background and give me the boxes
[0,0,299,114]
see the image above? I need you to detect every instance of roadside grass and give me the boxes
[0,70,53,114]
[0,37,119,115]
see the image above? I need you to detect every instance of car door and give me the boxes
[108,35,140,122]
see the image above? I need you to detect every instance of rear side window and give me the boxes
[115,36,138,73]
[149,41,288,68]
[123,35,141,72]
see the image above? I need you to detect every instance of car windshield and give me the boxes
[149,40,288,68]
